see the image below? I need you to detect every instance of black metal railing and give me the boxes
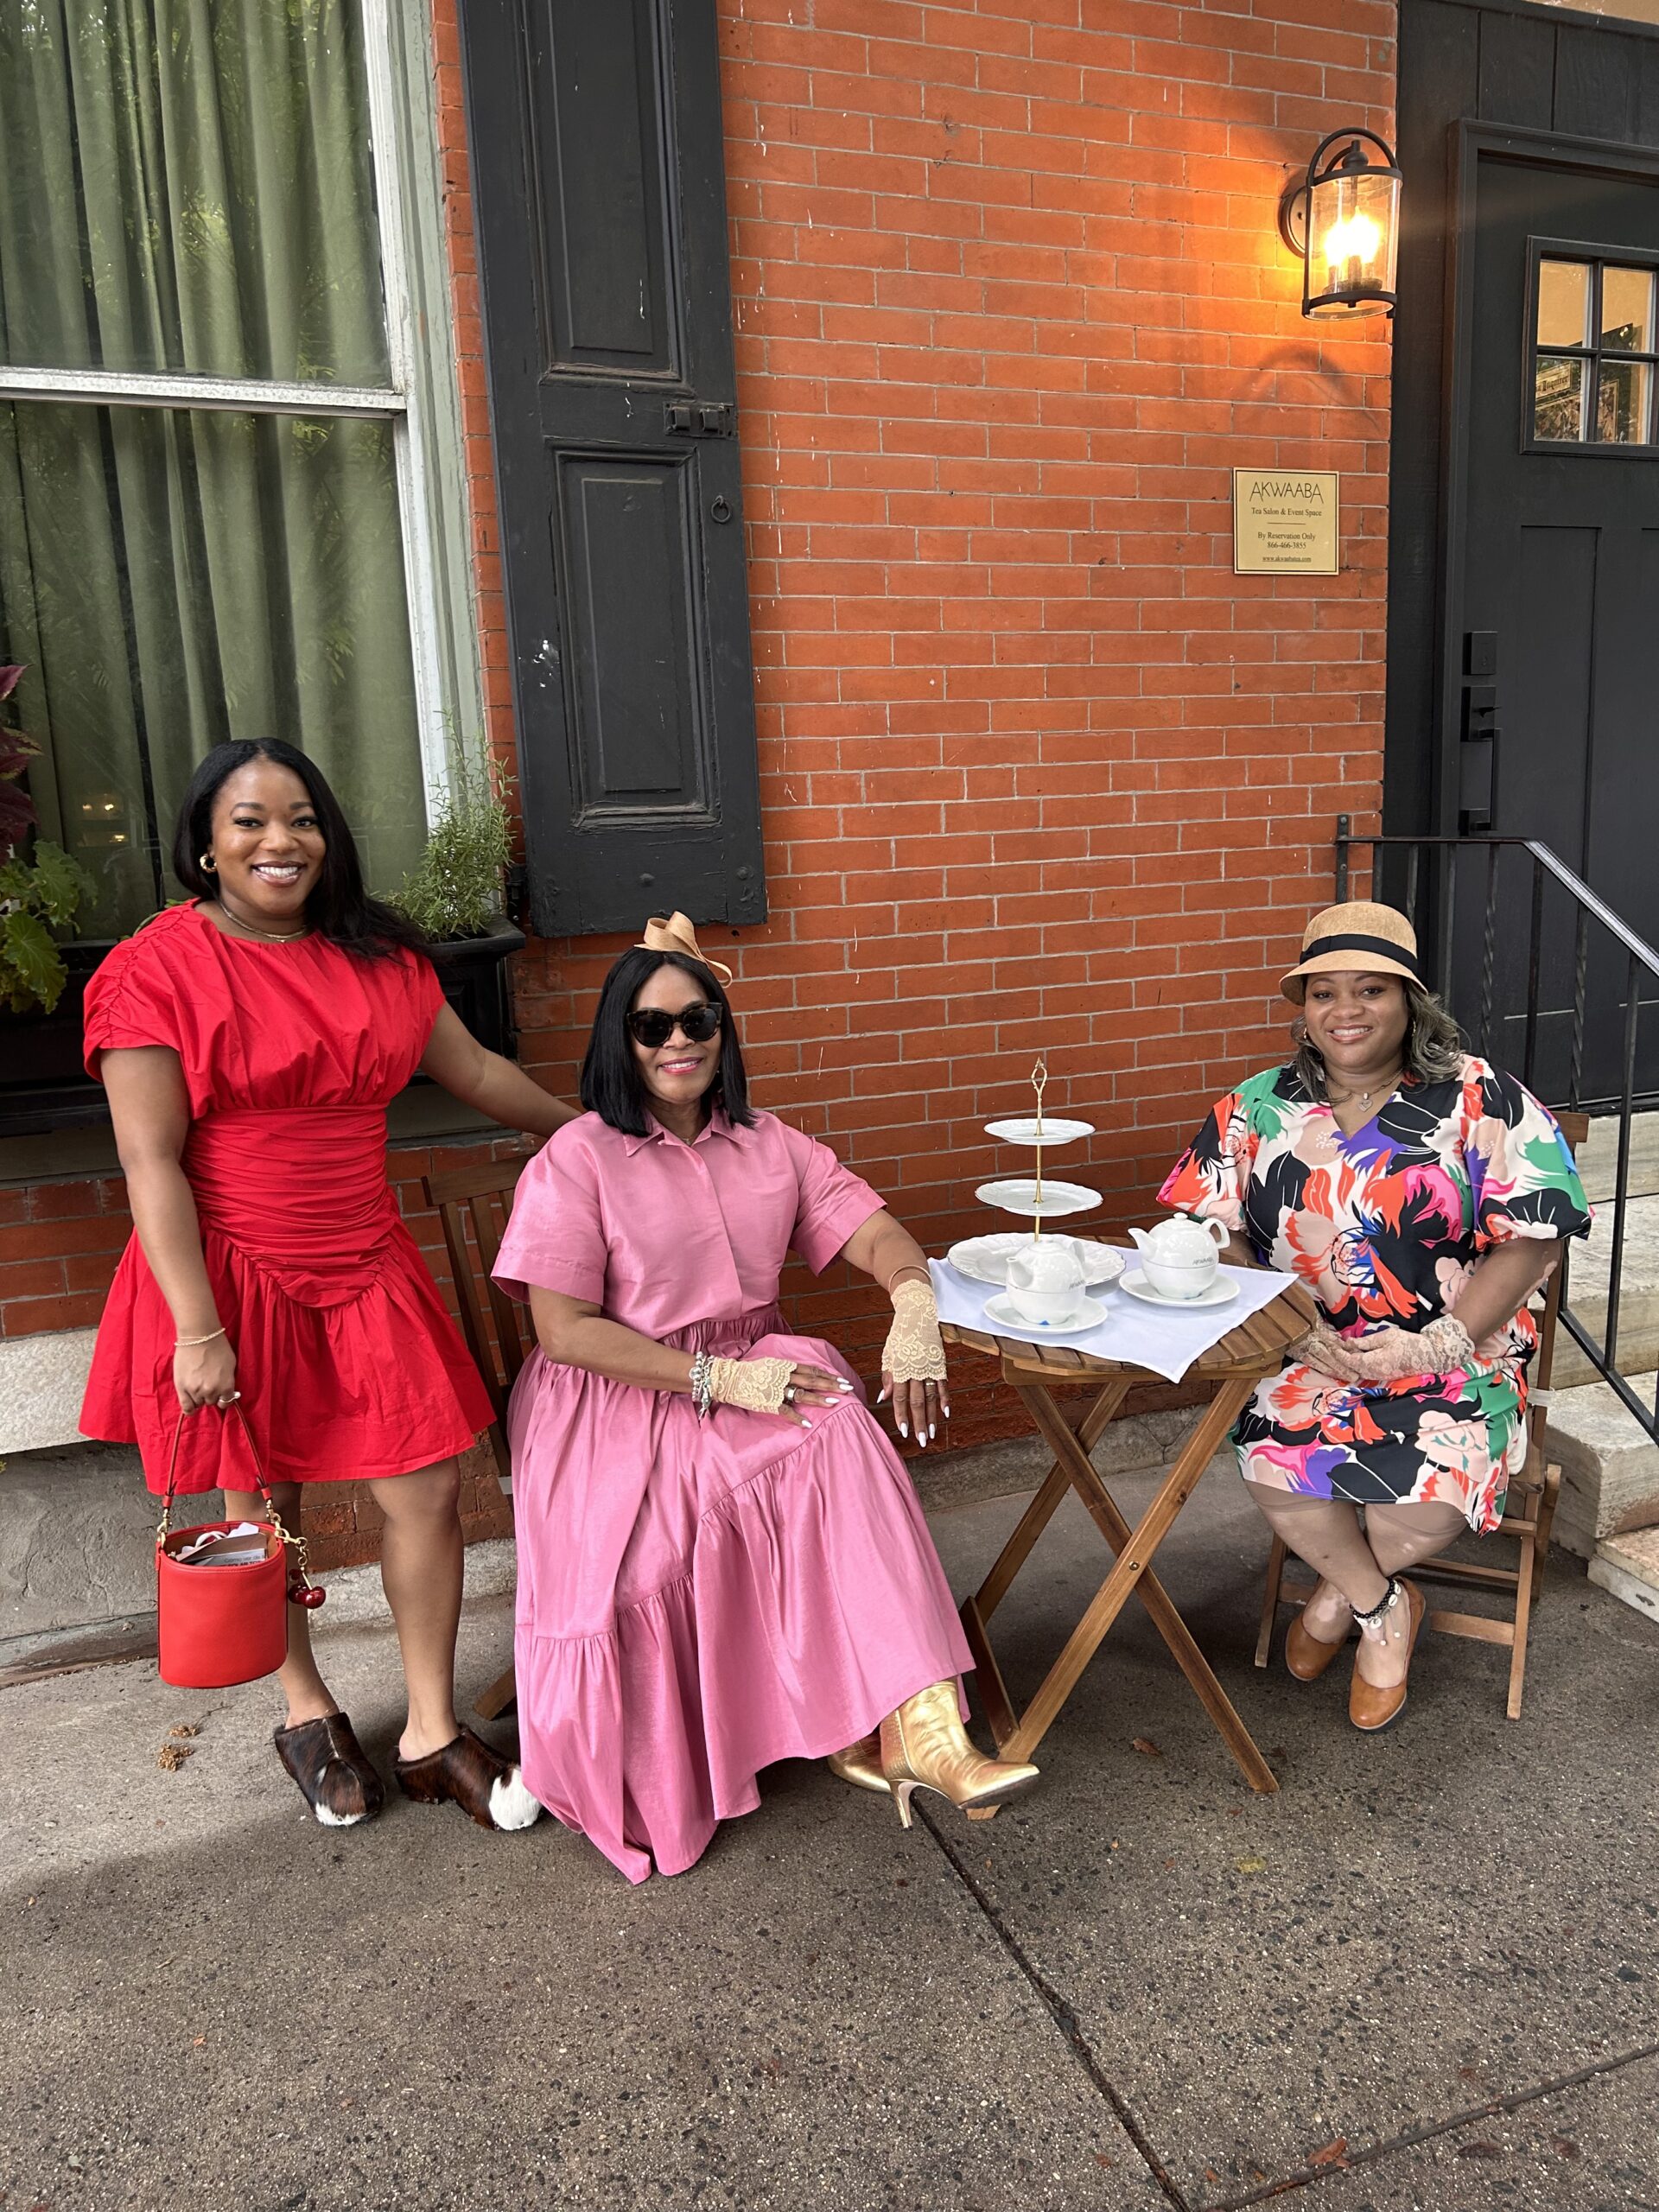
[1336,820,1659,1441]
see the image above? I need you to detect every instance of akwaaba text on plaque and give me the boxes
[1232,467,1339,575]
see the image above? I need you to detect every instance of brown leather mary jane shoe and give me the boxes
[394,1725,543,1831]
[274,1713,385,1827]
[1285,1609,1350,1681]
[827,1731,889,1796]
[1349,1578,1427,1733]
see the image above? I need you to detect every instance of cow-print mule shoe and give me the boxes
[274,1713,385,1827]
[394,1725,543,1831]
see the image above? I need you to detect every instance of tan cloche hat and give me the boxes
[1280,900,1422,1002]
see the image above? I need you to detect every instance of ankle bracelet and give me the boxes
[1351,1575,1402,1632]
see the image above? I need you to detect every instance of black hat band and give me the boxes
[1300,931,1421,979]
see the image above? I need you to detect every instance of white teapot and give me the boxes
[1128,1214,1226,1300]
[1005,1237,1086,1326]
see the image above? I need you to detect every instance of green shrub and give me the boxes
[0,664,93,1014]
[387,753,514,942]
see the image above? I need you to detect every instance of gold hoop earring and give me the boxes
[1292,1017,1310,1046]
[200,853,217,874]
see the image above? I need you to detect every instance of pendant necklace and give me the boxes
[1327,1067,1402,1112]
[215,899,309,944]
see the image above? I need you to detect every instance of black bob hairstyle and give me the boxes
[580,948,755,1139]
[172,738,428,962]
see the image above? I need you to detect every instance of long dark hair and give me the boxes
[581,948,755,1138]
[172,739,429,962]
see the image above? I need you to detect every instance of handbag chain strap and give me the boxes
[157,1402,321,1604]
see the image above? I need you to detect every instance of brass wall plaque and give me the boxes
[1232,467,1340,575]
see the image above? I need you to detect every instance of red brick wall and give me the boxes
[428,0,1394,1448]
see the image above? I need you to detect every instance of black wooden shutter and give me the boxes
[460,0,766,937]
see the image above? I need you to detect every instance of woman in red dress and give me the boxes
[80,739,578,1829]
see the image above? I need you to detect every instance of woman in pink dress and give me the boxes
[493,915,1037,1882]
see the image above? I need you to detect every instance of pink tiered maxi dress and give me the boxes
[493,1108,973,1883]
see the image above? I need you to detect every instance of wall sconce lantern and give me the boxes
[1279,129,1402,318]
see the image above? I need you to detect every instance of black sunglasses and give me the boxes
[626,1000,724,1049]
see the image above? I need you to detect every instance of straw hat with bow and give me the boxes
[1280,900,1422,1003]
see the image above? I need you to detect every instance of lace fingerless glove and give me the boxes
[708,1355,798,1414]
[881,1280,948,1384]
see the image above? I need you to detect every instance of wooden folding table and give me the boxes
[943,1275,1316,1813]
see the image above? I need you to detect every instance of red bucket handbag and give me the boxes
[155,1403,324,1689]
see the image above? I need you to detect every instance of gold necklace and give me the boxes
[1327,1066,1402,1111]
[214,899,309,944]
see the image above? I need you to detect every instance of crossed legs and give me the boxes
[1245,1487,1468,1689]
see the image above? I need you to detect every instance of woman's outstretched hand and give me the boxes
[877,1280,950,1449]
[174,1334,238,1414]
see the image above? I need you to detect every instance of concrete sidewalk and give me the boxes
[4,1465,1657,2212]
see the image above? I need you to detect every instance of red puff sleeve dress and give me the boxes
[79,903,494,1496]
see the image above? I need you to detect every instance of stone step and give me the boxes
[1542,1373,1659,1559]
[1588,1526,1659,1628]
[1573,1109,1659,1204]
[1549,1190,1659,1387]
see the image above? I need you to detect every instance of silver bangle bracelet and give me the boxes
[690,1350,714,1422]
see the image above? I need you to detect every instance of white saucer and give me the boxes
[983,1290,1109,1336]
[946,1233,1125,1291]
[1119,1269,1238,1310]
[982,1116,1096,1147]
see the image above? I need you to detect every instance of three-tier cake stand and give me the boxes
[947,1060,1123,1291]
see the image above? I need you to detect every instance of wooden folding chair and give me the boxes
[423,1156,533,1721]
[1255,1109,1589,1721]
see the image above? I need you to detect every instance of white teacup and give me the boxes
[1006,1240,1086,1326]
[1141,1253,1218,1300]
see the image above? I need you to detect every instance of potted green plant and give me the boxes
[0,665,94,1014]
[386,753,525,1058]
[0,665,108,1135]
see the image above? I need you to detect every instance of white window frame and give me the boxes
[0,0,474,831]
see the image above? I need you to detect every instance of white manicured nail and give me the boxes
[898,1422,907,1438]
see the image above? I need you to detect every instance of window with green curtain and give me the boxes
[0,0,429,938]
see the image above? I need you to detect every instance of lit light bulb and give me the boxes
[1324,212,1381,275]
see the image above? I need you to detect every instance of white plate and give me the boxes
[946,1233,1125,1290]
[1119,1269,1238,1310]
[975,1177,1100,1218]
[983,1290,1110,1336]
[982,1116,1096,1147]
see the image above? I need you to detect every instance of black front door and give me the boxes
[1389,2,1659,1101]
[1452,132,1659,1095]
[460,0,766,938]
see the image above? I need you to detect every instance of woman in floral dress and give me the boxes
[1160,902,1591,1730]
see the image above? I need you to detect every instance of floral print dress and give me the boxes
[1159,1056,1592,1533]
